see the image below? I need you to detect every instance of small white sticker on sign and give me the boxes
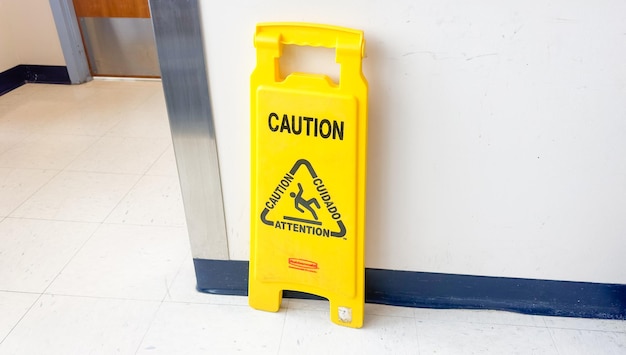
[338,307,352,323]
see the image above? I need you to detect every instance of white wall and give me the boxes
[0,0,65,72]
[0,0,20,71]
[201,1,626,284]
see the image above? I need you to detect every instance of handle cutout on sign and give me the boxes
[279,45,340,85]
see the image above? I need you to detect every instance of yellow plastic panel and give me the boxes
[250,23,367,328]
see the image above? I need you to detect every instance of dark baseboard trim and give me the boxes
[0,66,26,96]
[193,258,626,320]
[0,65,71,96]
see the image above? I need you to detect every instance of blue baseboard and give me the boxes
[0,65,70,96]
[193,258,626,320]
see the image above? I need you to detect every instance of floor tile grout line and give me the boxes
[545,324,563,355]
[0,290,166,350]
[37,220,190,304]
[142,143,175,178]
[412,318,562,330]
[163,250,194,302]
[0,291,46,346]
[52,170,146,178]
[0,166,64,173]
[102,221,187,228]
[39,222,104,296]
[99,84,163,139]
[157,299,250,307]
[544,327,626,334]
[28,123,110,171]
[540,315,563,354]
[0,105,77,136]
[134,288,171,354]
[60,133,117,172]
[413,316,423,355]
[275,305,289,355]
[0,290,44,296]
[1,215,187,229]
[97,170,146,225]
[40,292,165,304]
[133,244,197,352]
[62,167,154,176]
[98,163,185,227]
[0,216,102,224]
[413,315,626,333]
[92,109,168,225]
[4,168,64,218]
[0,134,97,171]
[60,138,173,177]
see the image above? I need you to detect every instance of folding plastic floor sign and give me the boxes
[249,22,367,328]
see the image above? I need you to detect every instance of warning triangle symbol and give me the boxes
[260,159,347,238]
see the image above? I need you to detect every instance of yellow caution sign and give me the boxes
[249,23,367,328]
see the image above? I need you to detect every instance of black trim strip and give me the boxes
[0,65,70,96]
[0,66,26,96]
[193,258,626,320]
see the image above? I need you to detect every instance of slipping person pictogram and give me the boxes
[289,183,320,220]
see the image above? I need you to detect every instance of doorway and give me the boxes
[72,0,160,77]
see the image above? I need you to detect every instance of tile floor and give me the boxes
[0,80,625,354]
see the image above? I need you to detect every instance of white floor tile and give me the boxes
[72,95,144,119]
[0,86,34,108]
[0,101,72,136]
[106,114,172,139]
[0,133,97,170]
[549,328,626,355]
[145,145,178,177]
[0,168,58,217]
[105,175,186,226]
[39,107,124,137]
[67,136,170,174]
[137,302,285,354]
[415,320,559,355]
[76,81,158,113]
[0,291,39,341]
[47,224,190,301]
[134,88,167,114]
[11,171,140,222]
[0,218,98,293]
[0,131,29,156]
[0,294,159,355]
[280,309,419,355]
[105,90,171,139]
[286,298,330,311]
[105,91,171,139]
[414,308,547,327]
[365,303,416,318]
[24,83,97,104]
[2,84,82,103]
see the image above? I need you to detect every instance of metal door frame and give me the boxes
[50,0,230,260]
[49,0,91,84]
